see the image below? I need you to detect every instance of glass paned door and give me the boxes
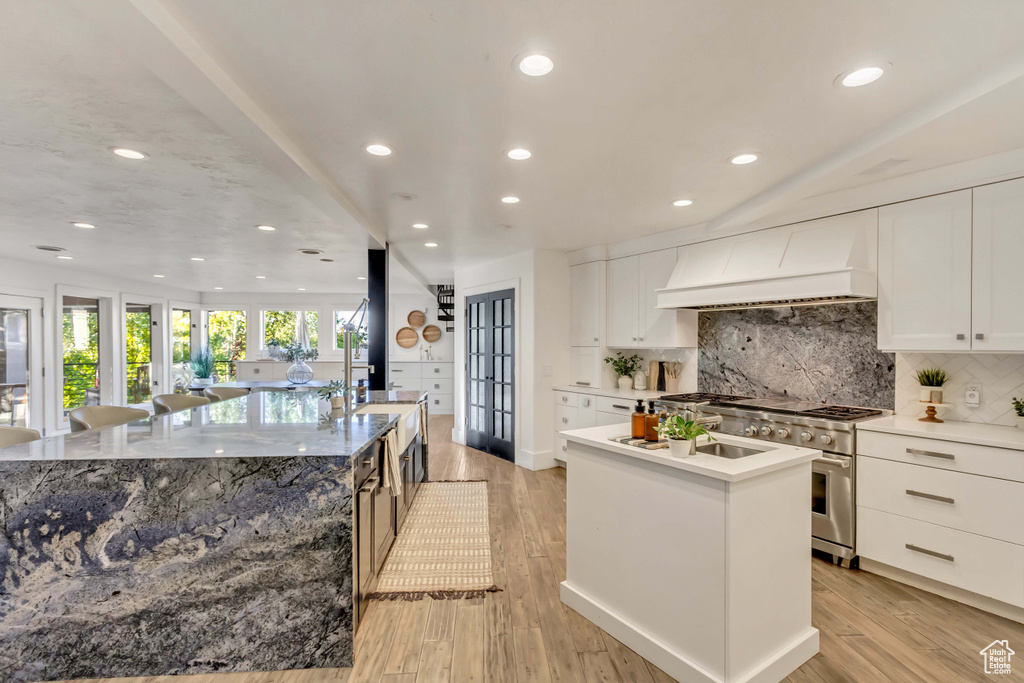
[0,295,42,432]
[172,309,191,394]
[62,296,102,416]
[207,310,246,381]
[125,303,154,404]
[465,289,514,461]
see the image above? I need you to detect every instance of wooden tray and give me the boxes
[396,326,419,348]
[407,310,426,328]
[422,324,442,343]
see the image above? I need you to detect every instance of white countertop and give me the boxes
[553,385,668,401]
[859,415,1024,451]
[560,423,819,482]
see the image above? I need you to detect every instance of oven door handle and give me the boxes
[814,455,851,469]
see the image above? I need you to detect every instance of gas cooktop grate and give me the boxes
[796,406,883,421]
[659,393,752,403]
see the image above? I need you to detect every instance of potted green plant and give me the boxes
[266,338,282,360]
[281,343,319,384]
[1013,397,1024,430]
[318,380,349,410]
[190,349,215,386]
[604,352,643,391]
[656,414,713,458]
[916,368,948,404]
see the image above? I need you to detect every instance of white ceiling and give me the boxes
[5,1,1024,290]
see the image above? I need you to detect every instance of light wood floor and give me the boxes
[51,415,1024,683]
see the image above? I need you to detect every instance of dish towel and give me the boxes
[419,400,429,447]
[383,428,403,498]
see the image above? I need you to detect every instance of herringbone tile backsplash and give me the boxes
[896,353,1024,426]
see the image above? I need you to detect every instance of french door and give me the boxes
[0,294,43,434]
[465,289,515,461]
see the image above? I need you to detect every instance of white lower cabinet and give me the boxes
[552,389,649,466]
[858,429,1024,609]
[389,361,453,414]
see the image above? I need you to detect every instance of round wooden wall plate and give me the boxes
[396,326,419,348]
[407,310,426,328]
[422,324,442,343]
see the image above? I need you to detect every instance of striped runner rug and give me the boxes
[369,481,500,600]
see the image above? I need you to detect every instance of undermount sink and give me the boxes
[695,442,763,459]
[355,403,420,452]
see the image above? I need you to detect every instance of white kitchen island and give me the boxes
[559,424,820,683]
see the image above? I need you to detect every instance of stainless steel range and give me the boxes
[658,392,888,565]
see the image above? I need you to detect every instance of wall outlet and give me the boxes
[965,385,981,407]
[543,364,554,377]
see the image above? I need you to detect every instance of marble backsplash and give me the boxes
[698,302,896,409]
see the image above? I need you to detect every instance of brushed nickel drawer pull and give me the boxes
[906,489,955,504]
[905,544,954,562]
[359,476,380,494]
[576,381,591,386]
[402,455,411,461]
[906,447,955,460]
[611,404,630,410]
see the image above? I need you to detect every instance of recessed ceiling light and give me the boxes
[214,286,223,290]
[357,276,367,280]
[255,275,267,279]
[153,274,165,278]
[518,53,554,76]
[501,196,520,204]
[297,288,306,291]
[111,148,148,160]
[190,257,205,261]
[730,153,759,165]
[424,242,438,248]
[72,222,96,229]
[507,148,532,160]
[366,144,392,156]
[257,225,276,231]
[299,248,325,255]
[320,258,335,263]
[392,193,417,201]
[840,66,885,88]
[35,245,66,252]
[412,223,428,229]
[56,255,74,260]
[672,199,693,207]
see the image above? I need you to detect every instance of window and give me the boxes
[335,310,369,355]
[207,310,246,381]
[125,303,153,404]
[172,309,191,364]
[263,310,318,350]
[0,306,29,428]
[62,296,101,414]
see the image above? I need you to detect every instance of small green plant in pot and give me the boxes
[1013,397,1024,430]
[916,368,948,404]
[604,352,643,391]
[318,380,349,410]
[190,349,215,386]
[656,414,714,458]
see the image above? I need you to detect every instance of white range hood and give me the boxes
[657,209,878,311]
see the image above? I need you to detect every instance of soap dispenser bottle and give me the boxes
[631,399,646,439]
[644,400,660,441]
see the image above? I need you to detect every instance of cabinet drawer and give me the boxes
[858,507,1024,607]
[858,430,1024,482]
[390,378,422,391]
[554,391,578,408]
[595,396,637,414]
[556,405,579,432]
[595,411,630,428]
[389,362,422,378]
[428,393,453,413]
[422,362,453,378]
[423,378,454,394]
[859,456,1024,544]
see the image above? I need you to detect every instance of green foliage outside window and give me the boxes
[62,308,99,411]
[335,311,368,352]
[207,310,246,381]
[125,309,152,403]
[264,310,318,349]
[172,310,191,364]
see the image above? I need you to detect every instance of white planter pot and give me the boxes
[617,376,633,391]
[1018,416,1024,430]
[668,438,696,458]
[330,396,347,410]
[195,377,214,386]
[919,386,943,403]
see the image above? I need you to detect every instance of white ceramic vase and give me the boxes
[668,438,696,458]
[1018,416,1024,430]
[617,376,633,391]
[195,377,214,386]
[919,386,943,403]
[331,396,347,410]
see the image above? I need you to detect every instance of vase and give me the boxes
[195,377,213,386]
[617,376,632,391]
[1018,416,1024,430]
[330,396,347,410]
[668,438,696,458]
[919,386,943,403]
[286,360,314,384]
[633,370,647,391]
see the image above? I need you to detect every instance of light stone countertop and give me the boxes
[560,423,820,482]
[858,415,1024,451]
[552,385,681,402]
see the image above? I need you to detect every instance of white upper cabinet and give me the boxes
[972,178,1024,352]
[878,190,973,352]
[606,250,697,349]
[570,261,603,347]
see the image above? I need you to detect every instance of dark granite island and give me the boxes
[0,391,424,682]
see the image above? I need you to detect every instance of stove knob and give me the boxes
[777,427,791,438]
[745,425,759,437]
[800,431,814,443]
[760,425,774,436]
[819,434,835,446]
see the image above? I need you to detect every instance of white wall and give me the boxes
[389,292,455,362]
[0,257,200,435]
[453,249,570,471]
